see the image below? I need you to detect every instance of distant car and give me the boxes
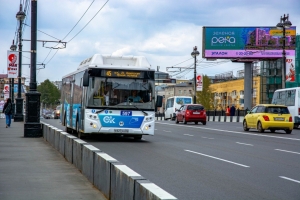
[43,112,52,119]
[175,104,206,125]
[243,104,293,134]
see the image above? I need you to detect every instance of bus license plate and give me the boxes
[274,117,284,121]
[114,129,129,133]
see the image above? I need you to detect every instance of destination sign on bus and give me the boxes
[102,70,144,78]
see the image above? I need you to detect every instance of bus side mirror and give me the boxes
[83,70,89,87]
[156,95,163,107]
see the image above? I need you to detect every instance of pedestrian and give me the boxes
[226,106,230,116]
[3,98,13,128]
[230,104,236,116]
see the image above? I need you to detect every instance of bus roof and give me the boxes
[275,87,300,92]
[77,54,151,70]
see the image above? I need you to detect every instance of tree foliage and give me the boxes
[37,79,60,108]
[196,75,214,110]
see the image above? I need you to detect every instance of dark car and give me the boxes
[175,104,206,125]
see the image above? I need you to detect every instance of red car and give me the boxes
[175,104,206,125]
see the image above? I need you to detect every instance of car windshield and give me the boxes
[266,107,289,114]
[187,105,204,110]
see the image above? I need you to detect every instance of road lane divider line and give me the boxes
[185,149,250,168]
[275,149,300,155]
[184,134,194,136]
[236,142,253,146]
[163,130,171,132]
[156,122,300,141]
[279,176,300,184]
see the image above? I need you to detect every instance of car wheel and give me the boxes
[183,117,187,124]
[202,121,206,125]
[243,120,249,131]
[175,117,179,124]
[195,122,198,125]
[285,129,292,134]
[257,121,264,133]
[270,129,275,133]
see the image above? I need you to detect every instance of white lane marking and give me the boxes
[236,142,253,146]
[185,149,250,168]
[184,134,194,136]
[275,149,300,155]
[156,122,300,141]
[207,138,214,139]
[202,137,207,138]
[163,130,171,132]
[279,176,300,184]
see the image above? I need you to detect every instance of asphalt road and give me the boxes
[44,119,300,200]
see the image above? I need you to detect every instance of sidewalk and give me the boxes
[0,119,107,200]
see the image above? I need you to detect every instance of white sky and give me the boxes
[0,0,299,84]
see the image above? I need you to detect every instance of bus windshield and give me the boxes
[86,77,155,110]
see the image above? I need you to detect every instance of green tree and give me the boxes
[37,79,60,109]
[196,75,213,110]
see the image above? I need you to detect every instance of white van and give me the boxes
[164,96,193,120]
[271,87,300,128]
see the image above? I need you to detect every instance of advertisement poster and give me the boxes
[196,74,203,91]
[7,51,19,78]
[286,56,296,82]
[3,84,10,94]
[202,26,296,59]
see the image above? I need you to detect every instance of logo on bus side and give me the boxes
[103,116,115,123]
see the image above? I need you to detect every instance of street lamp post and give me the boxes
[10,41,17,118]
[15,4,26,122]
[24,0,41,137]
[276,14,292,89]
[191,46,200,104]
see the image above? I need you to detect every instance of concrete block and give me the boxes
[82,145,101,184]
[54,129,63,151]
[135,180,177,200]
[41,123,49,140]
[232,116,237,122]
[225,116,230,122]
[59,132,69,156]
[209,116,213,122]
[46,125,53,142]
[111,164,146,200]
[72,139,87,172]
[94,153,118,199]
[220,116,225,122]
[239,116,244,123]
[65,135,77,163]
[50,127,58,147]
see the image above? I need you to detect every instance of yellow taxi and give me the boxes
[243,104,293,134]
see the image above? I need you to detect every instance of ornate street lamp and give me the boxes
[24,0,41,137]
[276,14,292,89]
[15,4,26,122]
[191,46,200,104]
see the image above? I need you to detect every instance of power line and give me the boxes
[68,0,110,43]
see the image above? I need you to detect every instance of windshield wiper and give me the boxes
[127,104,148,116]
[96,107,108,114]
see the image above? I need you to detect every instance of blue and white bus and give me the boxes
[61,54,161,139]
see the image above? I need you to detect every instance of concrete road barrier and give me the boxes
[41,123,177,200]
[73,139,88,172]
[135,180,177,200]
[82,145,101,184]
[59,132,69,157]
[94,153,119,199]
[65,134,77,163]
[111,164,146,200]
[54,129,63,151]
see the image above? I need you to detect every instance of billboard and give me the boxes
[286,56,295,82]
[7,51,19,78]
[202,26,296,59]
